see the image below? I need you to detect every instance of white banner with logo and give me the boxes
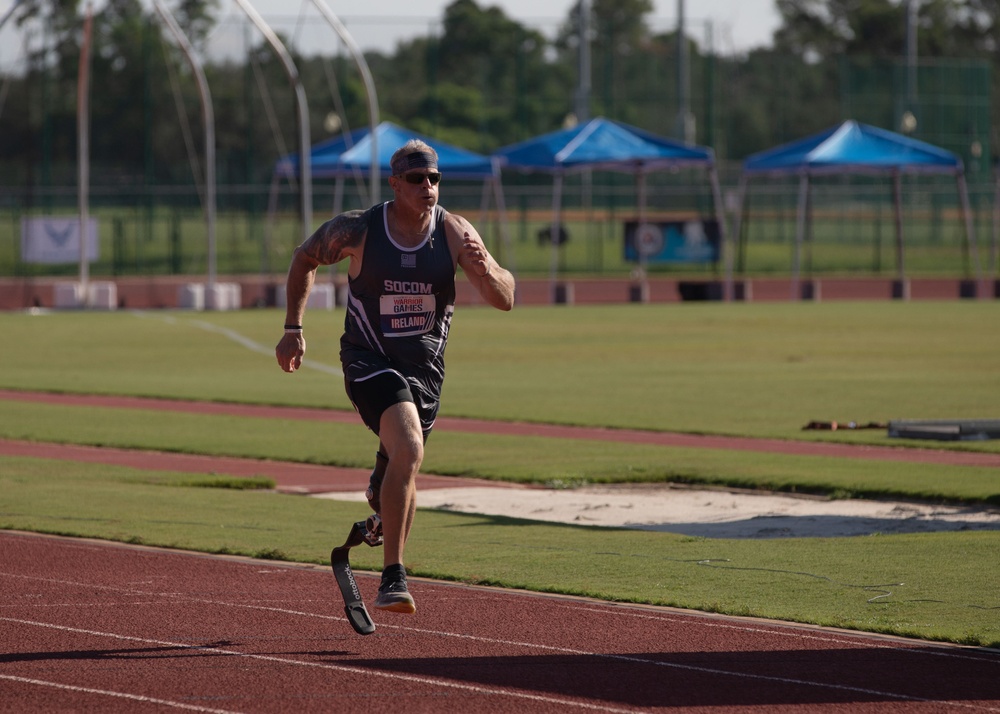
[21,217,99,264]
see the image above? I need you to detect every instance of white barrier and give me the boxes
[53,282,84,308]
[205,282,242,311]
[275,283,335,310]
[178,283,205,310]
[53,281,118,309]
[178,282,243,310]
[89,281,117,309]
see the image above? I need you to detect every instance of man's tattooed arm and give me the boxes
[298,210,367,265]
[278,210,367,350]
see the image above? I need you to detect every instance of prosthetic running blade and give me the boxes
[330,517,382,636]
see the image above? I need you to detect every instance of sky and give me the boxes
[244,0,784,55]
[0,0,781,71]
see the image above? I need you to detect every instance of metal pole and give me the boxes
[575,0,590,123]
[675,0,693,143]
[308,0,380,204]
[77,1,94,303]
[707,163,728,299]
[726,174,748,302]
[550,173,563,302]
[956,172,983,294]
[153,0,217,289]
[490,156,515,276]
[906,0,918,113]
[232,0,312,241]
[637,169,648,296]
[793,173,809,300]
[575,0,592,253]
[893,170,906,290]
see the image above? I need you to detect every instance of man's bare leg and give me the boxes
[371,401,422,612]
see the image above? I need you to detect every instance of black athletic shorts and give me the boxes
[346,370,437,439]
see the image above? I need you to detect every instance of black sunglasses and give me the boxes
[398,171,442,185]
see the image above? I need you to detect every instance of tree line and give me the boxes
[2,0,999,191]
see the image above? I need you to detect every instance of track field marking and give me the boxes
[0,674,245,714]
[6,563,1000,712]
[131,311,343,376]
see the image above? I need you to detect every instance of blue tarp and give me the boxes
[275,121,497,179]
[494,117,715,172]
[742,120,962,175]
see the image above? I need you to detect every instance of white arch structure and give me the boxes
[231,0,312,242]
[152,0,217,290]
[308,0,380,204]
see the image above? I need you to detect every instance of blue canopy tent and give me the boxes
[276,122,498,180]
[493,117,727,301]
[336,122,497,179]
[272,122,512,276]
[273,127,368,181]
[729,120,982,300]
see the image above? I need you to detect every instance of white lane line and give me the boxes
[0,674,245,714]
[1,617,636,713]
[131,311,342,376]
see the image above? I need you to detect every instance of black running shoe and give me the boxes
[374,565,415,614]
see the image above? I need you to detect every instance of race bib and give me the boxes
[379,294,436,337]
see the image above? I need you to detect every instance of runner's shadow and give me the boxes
[334,647,1000,709]
[0,641,236,664]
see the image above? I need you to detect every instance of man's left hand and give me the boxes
[275,332,305,372]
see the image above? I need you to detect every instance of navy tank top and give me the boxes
[340,202,456,400]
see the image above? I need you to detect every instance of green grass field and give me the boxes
[1,302,998,647]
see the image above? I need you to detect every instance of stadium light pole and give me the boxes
[232,0,312,242]
[77,1,94,304]
[308,0,380,204]
[903,0,918,133]
[675,0,694,143]
[906,1,917,106]
[574,0,590,123]
[153,0,217,291]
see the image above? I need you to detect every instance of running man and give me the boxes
[275,139,515,613]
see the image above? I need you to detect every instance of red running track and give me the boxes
[3,532,998,713]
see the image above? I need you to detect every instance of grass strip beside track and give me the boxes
[3,400,1000,503]
[2,456,998,649]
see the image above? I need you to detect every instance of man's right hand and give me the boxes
[275,332,305,373]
